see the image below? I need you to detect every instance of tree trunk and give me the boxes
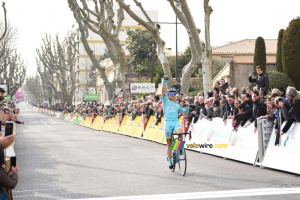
[203,0,213,95]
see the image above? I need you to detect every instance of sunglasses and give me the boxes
[169,93,176,96]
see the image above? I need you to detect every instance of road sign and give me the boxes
[84,94,100,101]
[3,95,11,101]
[114,97,124,104]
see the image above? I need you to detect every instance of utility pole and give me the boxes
[175,16,178,82]
[150,44,156,83]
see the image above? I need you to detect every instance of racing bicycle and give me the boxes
[169,132,191,176]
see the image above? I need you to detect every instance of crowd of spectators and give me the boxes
[42,66,300,140]
[0,88,20,199]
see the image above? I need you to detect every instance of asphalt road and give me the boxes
[13,102,300,200]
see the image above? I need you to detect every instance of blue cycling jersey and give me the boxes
[162,95,188,121]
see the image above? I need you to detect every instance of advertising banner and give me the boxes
[84,94,100,101]
[225,122,258,164]
[130,83,156,94]
[262,122,300,174]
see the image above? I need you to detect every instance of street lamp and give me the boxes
[140,20,182,82]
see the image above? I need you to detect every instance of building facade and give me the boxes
[66,9,158,103]
[212,39,277,92]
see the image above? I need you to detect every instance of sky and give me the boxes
[3,0,300,76]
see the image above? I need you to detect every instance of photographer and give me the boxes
[142,101,154,120]
[248,66,269,95]
[278,87,300,135]
[215,79,228,95]
[0,133,18,200]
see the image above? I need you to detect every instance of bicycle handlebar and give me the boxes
[172,132,192,140]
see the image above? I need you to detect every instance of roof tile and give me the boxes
[212,39,277,55]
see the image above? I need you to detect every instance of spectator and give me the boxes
[234,102,253,128]
[219,99,228,125]
[0,88,6,125]
[277,87,286,98]
[212,99,221,118]
[215,78,228,94]
[172,80,181,93]
[245,91,267,133]
[242,93,253,108]
[279,87,300,135]
[248,65,269,95]
[213,90,220,101]
[0,133,18,200]
[225,95,235,117]
[188,101,201,124]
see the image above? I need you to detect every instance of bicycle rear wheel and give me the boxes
[171,151,176,172]
[178,148,187,176]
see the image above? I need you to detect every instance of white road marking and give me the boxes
[67,187,300,200]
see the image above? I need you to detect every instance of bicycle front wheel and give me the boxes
[178,148,187,176]
[171,151,176,172]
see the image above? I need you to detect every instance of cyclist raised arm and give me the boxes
[162,75,189,169]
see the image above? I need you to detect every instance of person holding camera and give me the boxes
[248,66,269,95]
[278,87,300,135]
[0,132,18,200]
[215,79,229,95]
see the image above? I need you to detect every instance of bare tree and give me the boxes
[36,33,78,105]
[68,0,128,102]
[118,0,173,88]
[176,0,213,95]
[25,75,44,104]
[36,34,61,103]
[167,0,201,94]
[0,2,8,42]
[0,22,27,96]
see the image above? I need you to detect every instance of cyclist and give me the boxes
[162,75,189,169]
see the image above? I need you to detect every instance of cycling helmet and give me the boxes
[167,88,177,95]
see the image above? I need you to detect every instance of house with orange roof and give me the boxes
[212,39,277,91]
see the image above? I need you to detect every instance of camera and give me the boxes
[5,121,14,136]
[10,156,16,168]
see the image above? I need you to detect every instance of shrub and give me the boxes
[282,17,300,90]
[254,36,266,72]
[267,70,295,92]
[276,29,284,72]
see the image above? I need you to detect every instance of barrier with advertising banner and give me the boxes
[132,116,144,138]
[142,116,156,141]
[201,118,232,157]
[76,115,83,125]
[91,116,101,130]
[225,122,258,164]
[257,119,274,162]
[262,122,300,174]
[119,115,130,134]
